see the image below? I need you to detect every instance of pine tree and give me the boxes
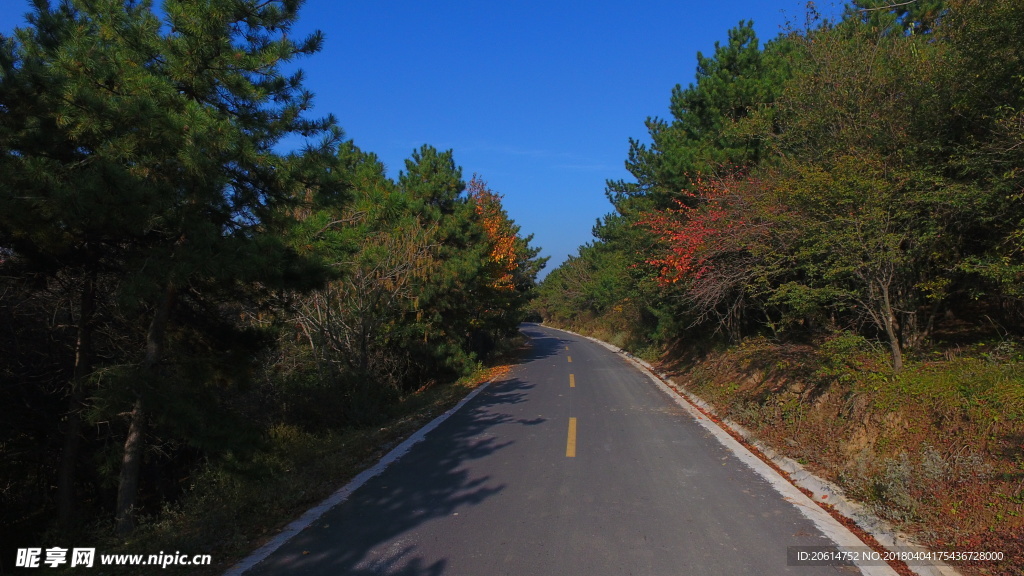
[0,0,342,533]
[604,20,787,215]
[396,145,487,376]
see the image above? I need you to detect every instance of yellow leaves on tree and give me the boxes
[468,176,519,291]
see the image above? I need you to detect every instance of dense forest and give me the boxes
[538,0,1023,358]
[0,0,543,563]
[534,0,1024,569]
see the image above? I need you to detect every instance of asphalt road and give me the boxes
[242,324,875,575]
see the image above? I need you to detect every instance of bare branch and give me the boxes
[857,0,918,13]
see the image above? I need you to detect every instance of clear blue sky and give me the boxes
[0,0,845,277]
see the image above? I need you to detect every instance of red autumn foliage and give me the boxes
[639,174,753,287]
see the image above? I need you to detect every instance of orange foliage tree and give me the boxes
[468,175,520,291]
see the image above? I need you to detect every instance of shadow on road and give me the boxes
[519,323,569,363]
[250,375,542,576]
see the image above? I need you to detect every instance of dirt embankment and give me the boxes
[656,335,1024,576]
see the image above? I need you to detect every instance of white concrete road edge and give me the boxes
[222,379,495,576]
[549,324,961,576]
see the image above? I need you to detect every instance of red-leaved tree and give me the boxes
[639,173,770,340]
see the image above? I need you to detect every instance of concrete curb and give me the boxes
[550,325,961,576]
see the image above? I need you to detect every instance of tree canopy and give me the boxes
[536,0,1024,372]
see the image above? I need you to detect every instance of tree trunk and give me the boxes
[359,319,370,372]
[114,397,145,535]
[878,280,903,373]
[114,283,175,535]
[901,310,918,350]
[57,274,95,526]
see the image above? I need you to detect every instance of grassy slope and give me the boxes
[656,334,1024,576]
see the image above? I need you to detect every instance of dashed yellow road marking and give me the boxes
[567,356,572,363]
[566,418,577,457]
[569,374,575,388]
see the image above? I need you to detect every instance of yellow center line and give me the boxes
[569,374,575,388]
[567,355,572,363]
[566,417,577,458]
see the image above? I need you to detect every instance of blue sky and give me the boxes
[0,0,845,277]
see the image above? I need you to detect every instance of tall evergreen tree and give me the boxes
[0,0,342,533]
[604,20,787,216]
[397,145,489,376]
